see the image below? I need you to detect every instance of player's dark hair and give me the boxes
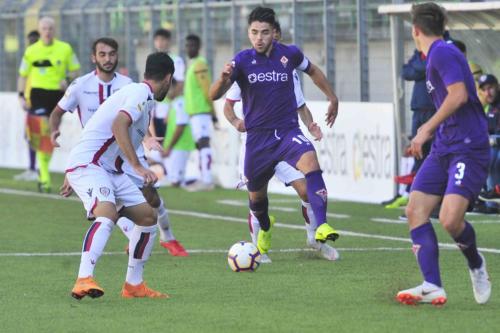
[248,6,276,26]
[274,20,281,35]
[186,34,201,46]
[154,28,171,40]
[27,30,40,39]
[92,37,118,54]
[144,52,174,81]
[452,40,466,54]
[411,2,447,37]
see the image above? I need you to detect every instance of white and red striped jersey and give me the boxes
[58,71,132,126]
[66,82,155,173]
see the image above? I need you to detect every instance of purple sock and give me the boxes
[453,221,482,270]
[29,148,36,171]
[305,170,327,227]
[410,222,442,287]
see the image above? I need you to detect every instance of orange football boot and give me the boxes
[160,240,189,256]
[121,282,169,299]
[71,276,104,300]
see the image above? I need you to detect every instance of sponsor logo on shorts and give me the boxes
[100,187,110,197]
[426,80,435,94]
[87,188,93,197]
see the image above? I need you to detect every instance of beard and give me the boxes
[96,61,118,74]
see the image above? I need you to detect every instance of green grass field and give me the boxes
[1,168,500,332]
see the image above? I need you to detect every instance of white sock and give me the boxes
[157,199,175,242]
[200,147,213,184]
[248,211,260,245]
[126,224,157,285]
[116,217,134,240]
[302,201,317,244]
[78,217,114,278]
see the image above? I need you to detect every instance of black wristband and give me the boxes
[18,92,24,98]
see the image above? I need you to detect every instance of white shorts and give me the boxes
[121,155,155,188]
[238,136,303,187]
[67,164,146,219]
[165,150,191,183]
[190,113,213,142]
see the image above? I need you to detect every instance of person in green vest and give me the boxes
[161,79,195,187]
[17,16,80,193]
[183,34,217,191]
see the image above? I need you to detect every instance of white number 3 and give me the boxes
[455,162,466,180]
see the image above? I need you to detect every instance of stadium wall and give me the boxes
[0,93,395,203]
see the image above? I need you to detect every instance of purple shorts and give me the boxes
[244,127,315,191]
[411,151,489,205]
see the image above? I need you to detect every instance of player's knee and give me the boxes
[439,213,461,236]
[140,208,157,226]
[196,137,210,150]
[93,202,119,222]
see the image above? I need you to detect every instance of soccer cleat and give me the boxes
[160,240,189,257]
[478,185,500,204]
[385,196,409,209]
[71,276,104,300]
[381,195,401,206]
[121,281,169,299]
[396,284,447,306]
[184,180,215,192]
[260,253,272,264]
[469,253,491,304]
[315,223,339,243]
[13,169,38,181]
[37,182,51,193]
[257,216,275,254]
[319,243,340,261]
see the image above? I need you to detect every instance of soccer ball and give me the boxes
[227,241,261,272]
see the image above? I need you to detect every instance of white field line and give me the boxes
[2,188,500,254]
[0,247,466,257]
[216,199,350,219]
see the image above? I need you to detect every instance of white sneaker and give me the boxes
[13,169,38,181]
[469,253,491,304]
[319,243,340,261]
[307,238,339,261]
[396,284,447,306]
[184,180,215,192]
[260,253,272,264]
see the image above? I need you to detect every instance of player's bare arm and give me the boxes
[223,99,246,132]
[297,104,322,141]
[48,105,66,147]
[306,63,339,128]
[144,123,164,152]
[163,124,187,157]
[112,111,157,185]
[17,76,28,111]
[209,63,233,101]
[411,81,468,159]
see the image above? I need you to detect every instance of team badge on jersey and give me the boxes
[280,56,288,68]
[100,187,110,197]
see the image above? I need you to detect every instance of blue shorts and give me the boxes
[411,150,489,205]
[244,127,315,191]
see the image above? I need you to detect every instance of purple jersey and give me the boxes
[230,41,310,131]
[426,39,488,154]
